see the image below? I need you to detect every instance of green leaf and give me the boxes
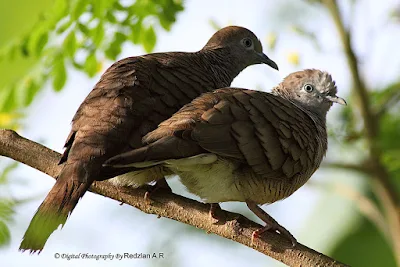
[51,0,68,22]
[0,86,16,112]
[0,220,11,247]
[92,21,104,47]
[0,163,18,185]
[142,26,156,53]
[105,10,117,23]
[92,0,114,18]
[63,31,77,58]
[0,200,14,222]
[84,53,97,77]
[24,79,41,106]
[27,28,49,57]
[71,0,88,20]
[105,32,126,60]
[20,36,30,57]
[78,23,90,35]
[36,32,49,55]
[129,22,142,45]
[52,56,67,91]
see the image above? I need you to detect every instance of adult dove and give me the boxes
[105,69,346,245]
[20,26,278,252]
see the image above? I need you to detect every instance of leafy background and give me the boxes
[0,0,399,266]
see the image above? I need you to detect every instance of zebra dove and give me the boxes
[105,69,346,245]
[20,26,278,252]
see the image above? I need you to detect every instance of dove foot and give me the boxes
[144,178,172,204]
[246,200,297,247]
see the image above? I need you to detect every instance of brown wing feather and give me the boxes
[140,88,318,182]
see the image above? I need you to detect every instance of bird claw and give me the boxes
[246,200,297,247]
[208,203,222,222]
[143,178,172,204]
[251,223,297,247]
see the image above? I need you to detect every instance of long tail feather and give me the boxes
[19,164,91,253]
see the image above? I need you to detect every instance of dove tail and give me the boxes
[104,136,205,168]
[19,163,92,253]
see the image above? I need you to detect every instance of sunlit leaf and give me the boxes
[77,22,90,35]
[105,32,126,60]
[92,21,105,47]
[287,51,300,66]
[0,86,16,112]
[63,31,77,58]
[266,32,277,51]
[52,56,67,91]
[142,26,157,53]
[0,163,18,185]
[130,22,143,45]
[84,53,98,77]
[0,220,11,247]
[0,113,17,127]
[71,0,88,20]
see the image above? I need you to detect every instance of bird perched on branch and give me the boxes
[105,69,346,245]
[20,26,278,252]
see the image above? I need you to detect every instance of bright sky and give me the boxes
[2,0,400,266]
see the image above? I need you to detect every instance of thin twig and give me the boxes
[322,1,400,265]
[322,161,371,174]
[0,129,348,267]
[310,181,390,242]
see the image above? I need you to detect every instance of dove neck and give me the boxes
[197,47,243,87]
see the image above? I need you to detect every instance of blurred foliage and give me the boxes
[286,51,300,66]
[332,216,397,267]
[0,0,183,114]
[279,1,400,266]
[0,163,18,247]
[0,0,183,248]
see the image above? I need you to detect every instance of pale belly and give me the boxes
[108,153,309,205]
[164,154,304,205]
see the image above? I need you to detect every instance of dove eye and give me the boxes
[303,84,314,93]
[242,38,253,49]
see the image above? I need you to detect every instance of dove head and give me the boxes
[274,69,346,117]
[202,26,278,71]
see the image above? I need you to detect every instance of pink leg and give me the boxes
[246,200,296,247]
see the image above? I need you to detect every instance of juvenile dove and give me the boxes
[20,26,278,252]
[105,69,346,245]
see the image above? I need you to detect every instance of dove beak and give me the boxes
[325,95,347,105]
[258,53,279,70]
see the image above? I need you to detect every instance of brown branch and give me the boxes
[0,129,348,267]
[322,161,371,174]
[323,0,377,142]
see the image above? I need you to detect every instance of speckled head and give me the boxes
[274,69,346,117]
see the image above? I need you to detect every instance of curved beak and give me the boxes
[258,53,279,70]
[325,95,347,105]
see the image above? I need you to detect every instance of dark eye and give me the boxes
[304,84,314,93]
[242,38,253,48]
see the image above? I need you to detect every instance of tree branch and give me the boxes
[322,161,371,174]
[0,129,347,267]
